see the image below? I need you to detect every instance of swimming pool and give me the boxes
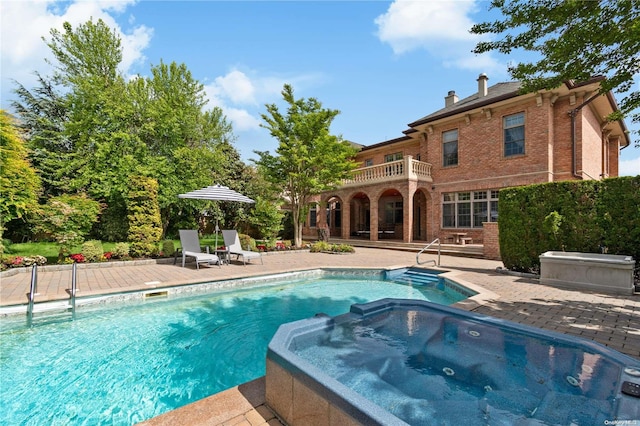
[0,268,466,425]
[267,299,640,425]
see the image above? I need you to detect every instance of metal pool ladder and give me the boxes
[27,263,78,325]
[416,238,441,266]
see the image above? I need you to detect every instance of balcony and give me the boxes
[342,156,432,188]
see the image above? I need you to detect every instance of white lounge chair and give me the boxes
[222,230,263,265]
[178,230,220,269]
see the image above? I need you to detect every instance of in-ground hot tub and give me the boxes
[266,299,640,425]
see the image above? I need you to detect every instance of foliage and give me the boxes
[12,18,244,241]
[310,241,331,252]
[238,233,257,251]
[112,242,130,259]
[162,240,175,257]
[126,176,162,258]
[91,195,128,242]
[34,194,101,259]
[247,196,285,240]
[1,255,47,269]
[310,241,354,253]
[0,111,41,248]
[542,211,563,250]
[595,176,640,258]
[499,177,640,272]
[81,240,104,262]
[254,84,358,247]
[471,0,640,144]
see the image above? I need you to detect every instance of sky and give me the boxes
[1,0,638,176]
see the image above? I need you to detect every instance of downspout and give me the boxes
[569,92,602,179]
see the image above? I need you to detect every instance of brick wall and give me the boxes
[483,222,501,260]
[306,83,622,245]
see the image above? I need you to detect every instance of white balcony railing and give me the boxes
[342,156,432,187]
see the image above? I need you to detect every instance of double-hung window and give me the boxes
[442,129,458,166]
[504,113,525,156]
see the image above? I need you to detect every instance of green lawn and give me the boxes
[3,234,228,265]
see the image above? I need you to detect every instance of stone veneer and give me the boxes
[265,359,361,426]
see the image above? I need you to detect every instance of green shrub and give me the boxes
[112,242,130,259]
[162,240,175,257]
[334,244,355,253]
[82,240,104,262]
[33,194,101,260]
[126,176,162,258]
[310,241,354,253]
[310,241,331,252]
[500,176,640,272]
[239,234,257,251]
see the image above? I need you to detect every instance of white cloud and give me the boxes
[619,156,640,176]
[214,70,257,105]
[224,108,262,132]
[203,68,325,133]
[1,0,152,103]
[375,0,501,72]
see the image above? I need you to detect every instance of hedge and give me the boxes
[499,176,640,272]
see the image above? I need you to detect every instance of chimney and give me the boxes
[445,90,458,107]
[477,73,489,97]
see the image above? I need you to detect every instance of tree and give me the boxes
[0,111,41,247]
[471,0,639,144]
[34,194,101,260]
[126,176,162,257]
[254,84,358,247]
[12,18,243,241]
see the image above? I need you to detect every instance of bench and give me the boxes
[460,237,473,245]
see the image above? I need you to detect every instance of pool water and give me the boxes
[278,300,640,425]
[0,272,462,425]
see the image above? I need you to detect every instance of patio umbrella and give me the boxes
[178,184,255,246]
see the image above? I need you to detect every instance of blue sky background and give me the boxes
[2,0,638,175]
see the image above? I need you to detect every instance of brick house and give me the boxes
[303,74,631,255]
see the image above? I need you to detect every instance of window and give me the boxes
[385,201,403,224]
[442,190,499,228]
[384,152,403,162]
[442,193,456,227]
[504,113,525,156]
[442,129,458,166]
[364,159,373,167]
[309,204,317,227]
[457,192,471,227]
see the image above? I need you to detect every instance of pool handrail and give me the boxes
[26,264,37,324]
[26,263,78,325]
[416,238,440,266]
